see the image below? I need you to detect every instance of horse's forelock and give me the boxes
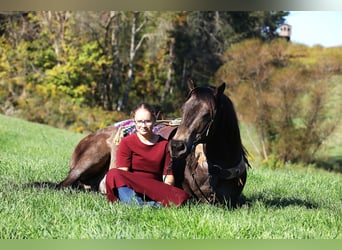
[187,87,216,116]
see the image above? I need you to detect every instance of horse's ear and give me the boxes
[187,79,195,91]
[214,82,226,96]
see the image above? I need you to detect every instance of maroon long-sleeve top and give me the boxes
[105,133,189,207]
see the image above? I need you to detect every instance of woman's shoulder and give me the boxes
[120,133,138,144]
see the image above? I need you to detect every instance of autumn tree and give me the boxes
[216,39,342,164]
[171,11,289,93]
[0,12,33,115]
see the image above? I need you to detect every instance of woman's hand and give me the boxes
[163,174,175,186]
[117,167,129,171]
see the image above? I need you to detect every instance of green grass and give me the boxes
[0,114,341,239]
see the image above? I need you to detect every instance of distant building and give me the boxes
[279,24,292,41]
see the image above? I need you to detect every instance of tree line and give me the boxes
[1,11,341,165]
[0,11,288,110]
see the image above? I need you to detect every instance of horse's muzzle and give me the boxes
[169,140,188,159]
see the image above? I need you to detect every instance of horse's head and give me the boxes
[169,81,226,159]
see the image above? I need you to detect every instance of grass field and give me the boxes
[0,114,341,239]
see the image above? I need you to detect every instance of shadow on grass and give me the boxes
[23,181,93,192]
[185,193,319,210]
[238,193,319,209]
[312,156,342,173]
[25,181,58,189]
[20,182,320,210]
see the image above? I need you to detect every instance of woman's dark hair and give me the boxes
[130,103,156,121]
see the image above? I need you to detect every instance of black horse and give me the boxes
[169,81,249,206]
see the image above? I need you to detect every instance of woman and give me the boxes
[105,103,189,207]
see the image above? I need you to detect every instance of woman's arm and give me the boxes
[116,136,132,172]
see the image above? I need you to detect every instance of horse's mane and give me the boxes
[192,85,250,168]
[218,92,251,168]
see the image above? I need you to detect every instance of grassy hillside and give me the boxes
[0,114,84,184]
[0,114,341,239]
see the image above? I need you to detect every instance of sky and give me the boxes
[284,11,342,47]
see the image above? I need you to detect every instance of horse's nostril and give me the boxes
[175,142,185,151]
[170,140,188,158]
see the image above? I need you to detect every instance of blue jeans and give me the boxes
[117,186,162,208]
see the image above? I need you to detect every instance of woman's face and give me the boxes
[134,108,155,136]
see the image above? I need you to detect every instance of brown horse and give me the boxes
[169,81,249,206]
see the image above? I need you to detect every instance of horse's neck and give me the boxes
[206,108,243,168]
[206,137,242,168]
